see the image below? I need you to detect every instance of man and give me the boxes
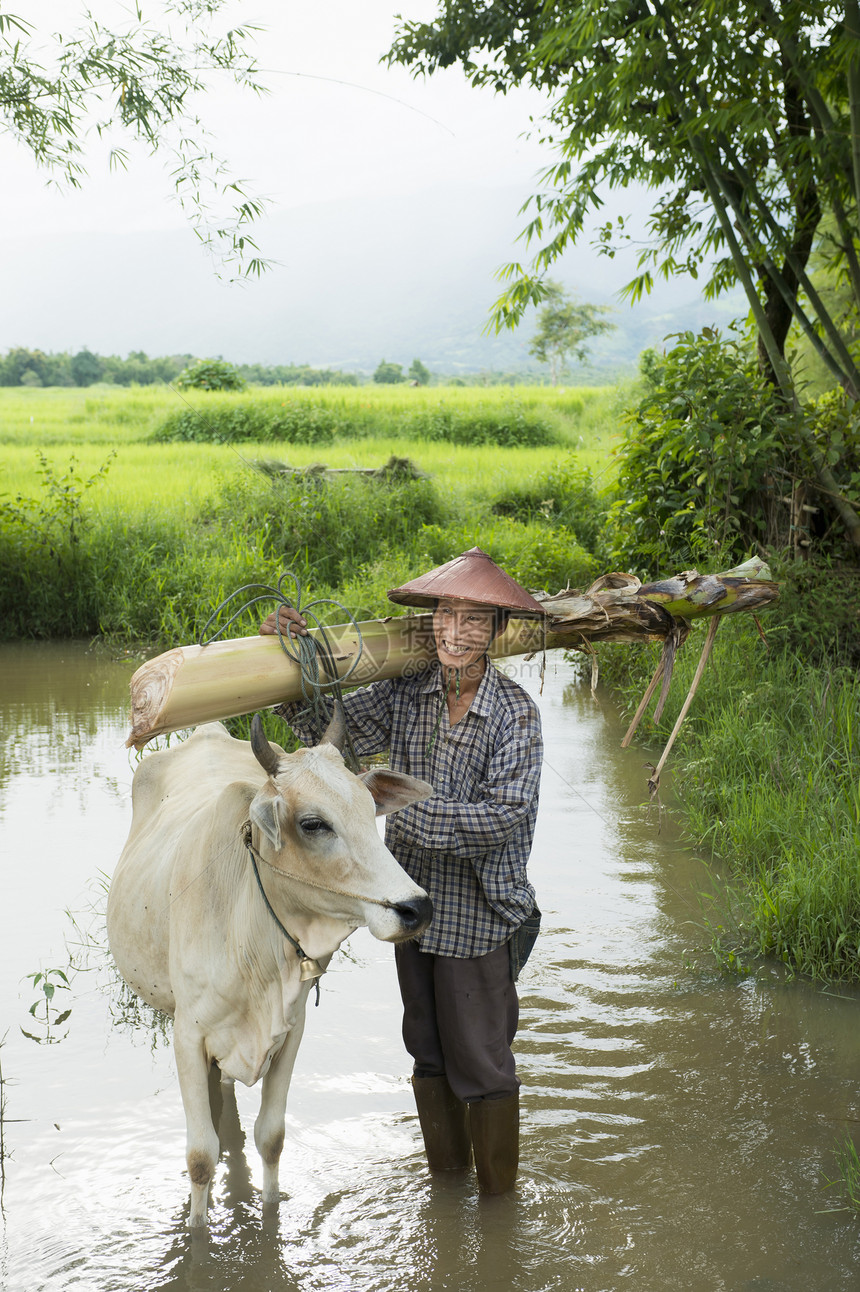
[261,547,544,1193]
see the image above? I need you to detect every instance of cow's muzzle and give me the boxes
[391,895,433,936]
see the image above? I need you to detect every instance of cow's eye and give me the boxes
[299,816,333,835]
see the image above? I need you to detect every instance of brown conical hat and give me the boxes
[387,547,547,618]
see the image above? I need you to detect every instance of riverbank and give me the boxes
[599,581,860,981]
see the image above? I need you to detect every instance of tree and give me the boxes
[408,357,431,385]
[70,348,104,387]
[0,3,268,276]
[528,282,614,384]
[388,0,860,547]
[373,359,406,384]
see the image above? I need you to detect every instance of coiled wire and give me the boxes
[197,570,363,771]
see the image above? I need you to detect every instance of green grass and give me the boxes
[0,382,624,520]
[1,438,606,513]
[823,1135,860,1213]
[0,383,611,645]
[0,384,178,444]
[0,381,623,455]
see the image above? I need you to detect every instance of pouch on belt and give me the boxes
[509,904,541,981]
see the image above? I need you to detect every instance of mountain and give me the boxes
[0,183,745,375]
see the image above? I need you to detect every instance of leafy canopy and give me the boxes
[389,0,860,547]
[373,359,407,384]
[0,1,270,276]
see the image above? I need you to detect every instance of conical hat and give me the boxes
[387,547,547,618]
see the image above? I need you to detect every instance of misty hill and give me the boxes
[0,184,744,375]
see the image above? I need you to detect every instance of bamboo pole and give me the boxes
[646,616,722,799]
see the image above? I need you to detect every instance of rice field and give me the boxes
[0,382,626,522]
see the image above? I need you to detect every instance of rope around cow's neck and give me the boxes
[241,822,398,1002]
[243,828,323,1005]
[242,822,397,908]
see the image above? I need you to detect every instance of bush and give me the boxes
[491,457,609,561]
[175,358,246,392]
[0,452,115,636]
[153,402,338,444]
[418,518,599,594]
[373,359,406,384]
[759,556,860,668]
[201,469,448,592]
[610,328,799,572]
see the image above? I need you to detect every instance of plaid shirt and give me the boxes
[276,659,542,957]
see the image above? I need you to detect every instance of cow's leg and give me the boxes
[174,1022,220,1227]
[254,1009,307,1205]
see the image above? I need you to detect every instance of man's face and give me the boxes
[432,598,498,672]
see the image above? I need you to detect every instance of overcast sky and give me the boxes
[1,0,558,242]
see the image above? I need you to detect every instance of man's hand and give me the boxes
[259,606,309,637]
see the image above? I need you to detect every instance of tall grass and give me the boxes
[0,382,622,452]
[823,1136,860,1213]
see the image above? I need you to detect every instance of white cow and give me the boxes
[107,708,433,1227]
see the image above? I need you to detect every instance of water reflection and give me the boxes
[3,644,860,1291]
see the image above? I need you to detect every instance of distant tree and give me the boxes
[70,348,105,387]
[528,283,615,385]
[102,351,182,386]
[19,368,42,387]
[176,357,246,391]
[373,359,406,384]
[1,347,47,386]
[0,347,75,386]
[408,357,431,385]
[235,361,359,387]
[42,352,74,386]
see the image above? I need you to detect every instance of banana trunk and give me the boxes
[127,560,779,748]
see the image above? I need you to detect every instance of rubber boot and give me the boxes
[411,1075,472,1171]
[468,1091,519,1194]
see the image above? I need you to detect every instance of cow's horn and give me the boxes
[251,714,282,777]
[319,700,346,752]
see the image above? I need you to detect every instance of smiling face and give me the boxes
[432,598,499,674]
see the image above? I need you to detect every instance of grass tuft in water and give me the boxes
[821,1135,860,1213]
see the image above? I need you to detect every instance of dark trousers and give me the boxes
[394,940,519,1102]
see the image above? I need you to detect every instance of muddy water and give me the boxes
[1,642,860,1292]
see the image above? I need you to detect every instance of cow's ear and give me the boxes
[359,769,434,817]
[249,782,290,849]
